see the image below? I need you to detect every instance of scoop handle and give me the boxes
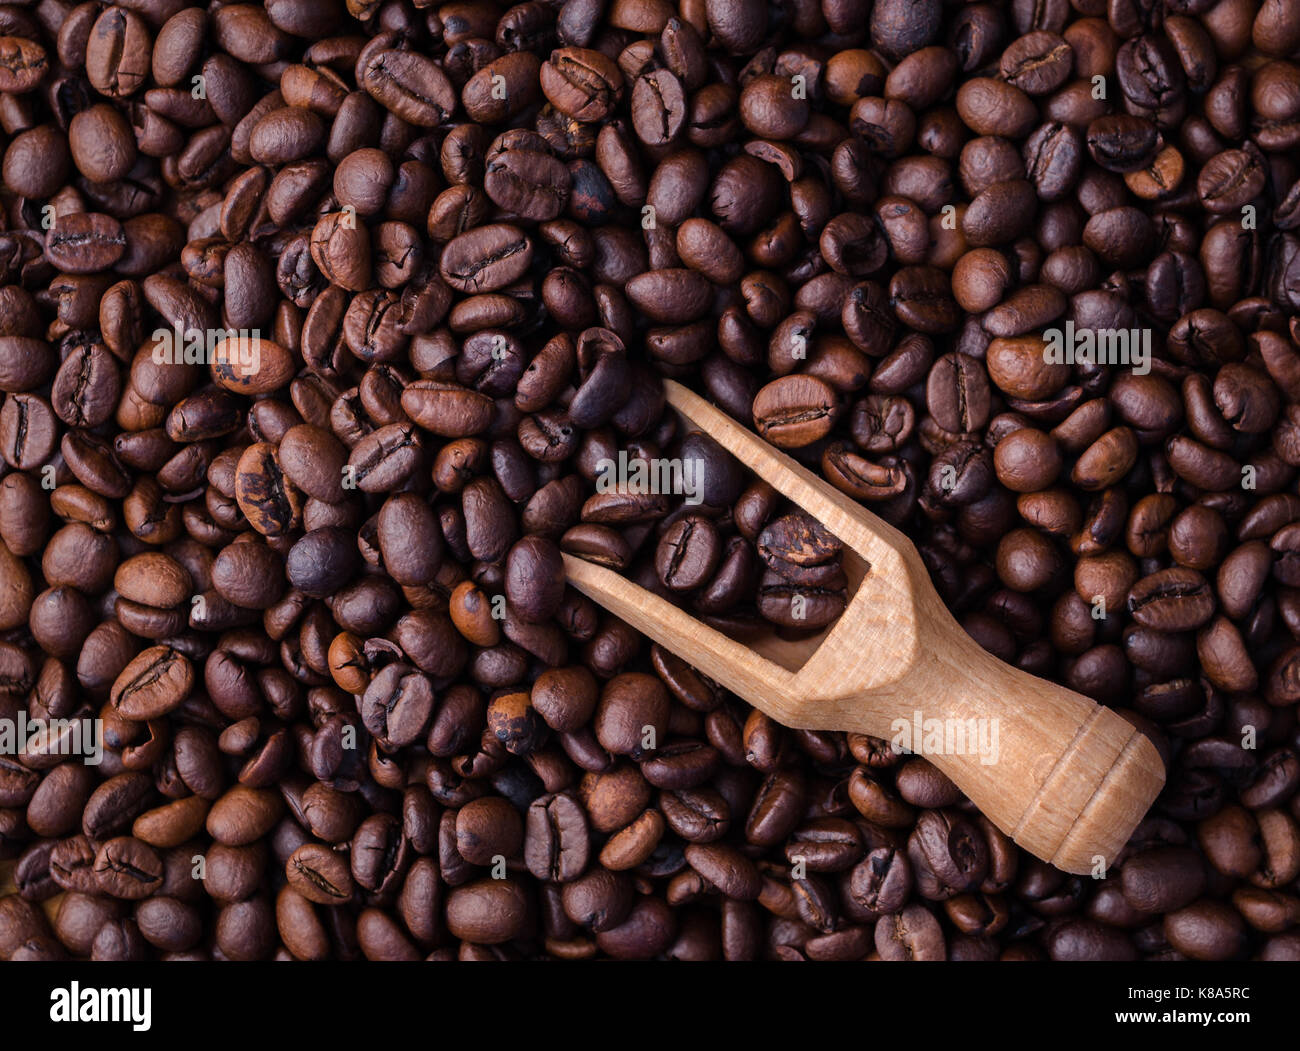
[843,628,1165,875]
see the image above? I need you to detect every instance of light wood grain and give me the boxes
[562,379,1165,875]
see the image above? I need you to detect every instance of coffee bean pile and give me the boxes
[1,0,1300,962]
[569,427,851,632]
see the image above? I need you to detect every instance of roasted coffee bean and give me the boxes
[875,903,946,960]
[440,224,534,294]
[0,36,48,95]
[110,646,194,720]
[1121,846,1207,913]
[93,837,164,900]
[361,49,456,127]
[1128,568,1216,632]
[360,664,435,749]
[542,49,624,123]
[525,792,590,881]
[445,878,531,944]
[927,353,991,433]
[753,375,838,449]
[286,843,353,905]
[46,214,127,273]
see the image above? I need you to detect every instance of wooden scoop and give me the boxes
[562,379,1165,875]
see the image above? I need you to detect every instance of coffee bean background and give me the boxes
[0,0,1299,962]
